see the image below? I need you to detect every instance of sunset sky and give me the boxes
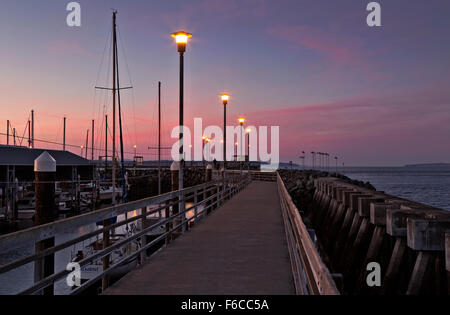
[1,0,449,166]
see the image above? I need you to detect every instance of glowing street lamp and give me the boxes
[171,31,192,193]
[237,118,246,173]
[205,138,211,161]
[245,128,252,169]
[201,136,207,166]
[221,94,230,105]
[171,31,192,53]
[246,128,251,161]
[220,93,230,174]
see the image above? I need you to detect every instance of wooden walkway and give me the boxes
[104,181,295,295]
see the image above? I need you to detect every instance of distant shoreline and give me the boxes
[404,163,450,168]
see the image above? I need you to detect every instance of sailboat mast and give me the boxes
[85,129,89,159]
[92,120,95,160]
[115,24,127,203]
[158,81,161,195]
[111,11,117,206]
[63,117,66,151]
[105,114,108,173]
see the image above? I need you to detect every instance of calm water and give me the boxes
[0,203,202,295]
[340,166,450,211]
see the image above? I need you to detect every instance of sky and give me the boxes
[1,0,450,166]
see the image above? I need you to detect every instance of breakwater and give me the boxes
[280,170,450,295]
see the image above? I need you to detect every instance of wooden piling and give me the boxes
[34,152,56,295]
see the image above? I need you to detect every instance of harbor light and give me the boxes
[171,31,192,53]
[171,30,192,194]
[220,93,230,174]
[221,94,230,106]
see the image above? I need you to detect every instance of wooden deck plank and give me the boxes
[104,181,295,295]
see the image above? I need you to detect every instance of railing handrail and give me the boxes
[277,173,339,295]
[0,177,231,252]
[0,174,252,295]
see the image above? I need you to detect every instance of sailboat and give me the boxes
[73,11,139,287]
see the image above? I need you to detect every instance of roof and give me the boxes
[0,146,92,166]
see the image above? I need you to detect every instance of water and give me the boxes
[340,166,450,211]
[0,202,204,295]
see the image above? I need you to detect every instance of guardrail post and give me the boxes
[140,206,148,264]
[34,152,56,295]
[205,164,212,214]
[214,184,219,210]
[171,162,180,240]
[193,188,198,224]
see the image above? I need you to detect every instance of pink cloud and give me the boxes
[268,25,365,67]
[243,85,450,165]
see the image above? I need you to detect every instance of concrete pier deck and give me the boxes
[104,181,295,295]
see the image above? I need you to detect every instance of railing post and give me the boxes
[165,201,171,246]
[182,190,187,234]
[205,164,212,214]
[194,188,198,222]
[215,184,219,210]
[140,206,148,264]
[171,162,181,240]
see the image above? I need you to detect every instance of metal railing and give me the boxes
[250,171,277,182]
[0,173,251,295]
[277,173,339,295]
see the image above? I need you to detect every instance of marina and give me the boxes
[0,1,449,300]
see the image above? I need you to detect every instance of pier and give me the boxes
[1,168,448,295]
[0,171,338,295]
[104,180,295,295]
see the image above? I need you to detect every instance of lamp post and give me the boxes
[246,128,251,170]
[302,151,305,170]
[202,136,206,167]
[326,153,330,172]
[220,94,230,176]
[171,31,192,194]
[311,151,315,170]
[238,118,245,174]
[334,156,338,175]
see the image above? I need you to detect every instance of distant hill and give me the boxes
[405,163,450,168]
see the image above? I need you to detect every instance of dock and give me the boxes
[104,181,295,295]
[0,171,339,295]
